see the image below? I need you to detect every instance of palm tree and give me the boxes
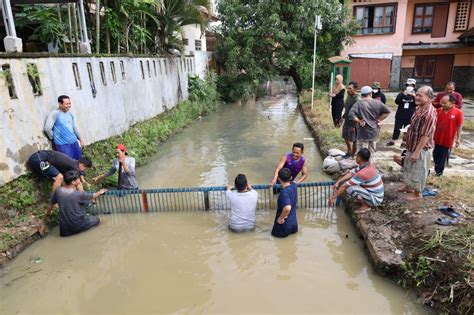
[155,0,211,54]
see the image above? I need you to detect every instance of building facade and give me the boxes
[342,0,474,91]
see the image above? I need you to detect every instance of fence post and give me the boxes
[141,191,149,213]
[204,191,210,210]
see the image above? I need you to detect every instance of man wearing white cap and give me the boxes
[386,78,417,147]
[348,86,391,155]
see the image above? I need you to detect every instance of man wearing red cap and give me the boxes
[92,144,139,190]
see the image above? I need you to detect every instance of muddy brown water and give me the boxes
[0,91,428,314]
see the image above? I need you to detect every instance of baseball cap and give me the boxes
[360,86,373,94]
[116,144,127,152]
[406,78,416,85]
[372,82,381,89]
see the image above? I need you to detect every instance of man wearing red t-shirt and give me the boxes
[433,94,463,176]
[432,81,463,109]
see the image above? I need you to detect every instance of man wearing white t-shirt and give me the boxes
[226,174,258,232]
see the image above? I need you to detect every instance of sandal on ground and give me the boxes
[437,207,460,218]
[422,187,438,197]
[386,141,395,146]
[435,217,458,226]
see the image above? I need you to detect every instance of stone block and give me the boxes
[79,42,92,54]
[3,36,23,53]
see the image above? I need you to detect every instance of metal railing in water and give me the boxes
[88,181,339,215]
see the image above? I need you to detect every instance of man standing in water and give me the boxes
[226,174,258,232]
[271,168,298,238]
[45,171,107,237]
[270,143,308,186]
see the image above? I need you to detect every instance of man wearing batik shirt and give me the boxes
[329,148,384,214]
[398,86,437,200]
[433,94,463,176]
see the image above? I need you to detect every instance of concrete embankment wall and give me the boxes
[0,52,212,186]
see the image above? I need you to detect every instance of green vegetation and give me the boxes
[216,0,355,101]
[13,0,210,54]
[0,74,219,253]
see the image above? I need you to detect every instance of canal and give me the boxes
[0,88,427,313]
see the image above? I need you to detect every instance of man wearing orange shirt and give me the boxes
[433,95,463,176]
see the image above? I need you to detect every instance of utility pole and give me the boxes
[311,15,322,110]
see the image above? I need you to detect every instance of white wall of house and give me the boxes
[0,55,201,186]
[182,24,207,55]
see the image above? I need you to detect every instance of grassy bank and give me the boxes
[299,89,473,314]
[0,74,220,256]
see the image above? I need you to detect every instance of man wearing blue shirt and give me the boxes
[271,168,298,238]
[44,95,84,160]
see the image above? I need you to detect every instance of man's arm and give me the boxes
[295,160,308,184]
[455,125,462,148]
[45,202,55,216]
[277,205,291,224]
[328,184,349,207]
[71,114,83,147]
[92,189,108,201]
[44,110,58,140]
[270,155,287,185]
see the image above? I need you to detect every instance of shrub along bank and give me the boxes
[0,74,220,264]
[299,90,473,314]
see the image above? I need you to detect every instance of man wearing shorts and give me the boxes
[44,95,84,160]
[329,148,384,214]
[27,150,92,191]
[45,171,107,237]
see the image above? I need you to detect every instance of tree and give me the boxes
[216,0,355,96]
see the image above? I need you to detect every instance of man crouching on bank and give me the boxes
[45,170,107,237]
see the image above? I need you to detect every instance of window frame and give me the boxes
[453,0,472,32]
[195,39,202,51]
[353,3,398,36]
[412,3,436,34]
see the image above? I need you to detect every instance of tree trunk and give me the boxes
[72,4,80,52]
[104,0,110,54]
[288,66,303,93]
[96,0,100,53]
[67,4,74,53]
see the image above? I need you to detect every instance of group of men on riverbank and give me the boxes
[337,79,464,201]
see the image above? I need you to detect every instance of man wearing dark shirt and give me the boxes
[45,171,107,237]
[271,168,298,238]
[371,82,386,104]
[387,79,417,146]
[27,150,92,191]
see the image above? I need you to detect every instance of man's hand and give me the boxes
[455,139,460,148]
[409,151,420,163]
[277,216,286,224]
[359,119,366,127]
[269,179,276,187]
[328,196,336,208]
[226,185,233,191]
[332,182,340,191]
[98,189,108,195]
[118,155,126,164]
[79,139,85,149]
[92,176,100,183]
[83,181,91,189]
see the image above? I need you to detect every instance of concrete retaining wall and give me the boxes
[0,55,200,186]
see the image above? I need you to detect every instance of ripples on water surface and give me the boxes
[0,91,428,314]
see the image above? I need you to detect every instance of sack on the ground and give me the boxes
[327,148,345,157]
[322,156,341,173]
[339,158,358,170]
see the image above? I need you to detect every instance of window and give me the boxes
[27,63,42,96]
[413,3,449,37]
[159,60,162,74]
[455,0,471,32]
[164,60,168,75]
[120,60,126,80]
[1,64,18,99]
[147,60,151,78]
[110,61,117,83]
[354,4,396,34]
[99,62,107,86]
[195,40,202,51]
[72,63,82,89]
[140,60,145,79]
[183,38,189,45]
[87,63,97,98]
[153,61,157,76]
[413,5,434,33]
